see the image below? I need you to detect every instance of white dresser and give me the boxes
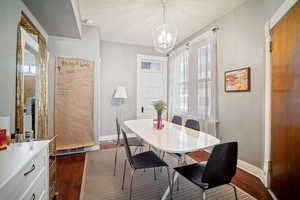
[0,141,49,200]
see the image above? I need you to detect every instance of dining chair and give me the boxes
[113,118,144,176]
[185,119,200,131]
[172,142,238,200]
[171,115,182,125]
[121,129,173,200]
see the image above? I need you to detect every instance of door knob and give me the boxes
[141,106,144,113]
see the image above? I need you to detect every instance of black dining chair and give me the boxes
[172,142,238,200]
[185,119,200,131]
[171,115,182,125]
[113,118,144,176]
[121,129,173,200]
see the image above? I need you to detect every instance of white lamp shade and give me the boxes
[114,86,128,99]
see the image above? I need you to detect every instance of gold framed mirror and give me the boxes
[16,12,48,140]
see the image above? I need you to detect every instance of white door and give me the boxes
[137,54,168,119]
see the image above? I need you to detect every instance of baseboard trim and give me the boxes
[99,133,136,141]
[237,159,264,183]
[268,189,278,200]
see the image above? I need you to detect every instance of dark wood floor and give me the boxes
[56,143,272,200]
[56,153,86,200]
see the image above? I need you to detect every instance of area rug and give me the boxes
[82,148,256,200]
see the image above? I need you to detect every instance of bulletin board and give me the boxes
[55,57,95,151]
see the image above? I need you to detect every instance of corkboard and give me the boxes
[55,57,95,151]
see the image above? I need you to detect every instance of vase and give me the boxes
[157,112,163,129]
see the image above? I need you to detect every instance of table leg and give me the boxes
[161,154,186,200]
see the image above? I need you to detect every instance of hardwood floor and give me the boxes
[56,153,86,200]
[56,143,272,200]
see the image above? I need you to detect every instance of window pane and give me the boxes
[177,51,188,113]
[30,65,36,74]
[24,65,30,73]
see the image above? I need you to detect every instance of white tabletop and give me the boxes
[124,119,220,154]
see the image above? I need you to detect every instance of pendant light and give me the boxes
[152,0,177,54]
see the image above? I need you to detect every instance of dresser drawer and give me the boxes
[21,169,47,200]
[0,148,47,200]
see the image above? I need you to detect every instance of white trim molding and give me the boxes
[237,160,264,183]
[263,0,299,189]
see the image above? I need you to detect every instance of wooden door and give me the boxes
[137,55,167,119]
[271,2,300,199]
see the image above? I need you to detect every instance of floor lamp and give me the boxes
[113,86,128,122]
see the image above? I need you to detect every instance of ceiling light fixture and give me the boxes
[152,0,177,54]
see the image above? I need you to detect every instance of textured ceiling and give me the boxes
[79,0,248,47]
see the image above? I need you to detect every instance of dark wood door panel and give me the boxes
[271,2,300,199]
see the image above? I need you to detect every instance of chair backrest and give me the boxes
[116,118,121,143]
[172,115,182,125]
[121,129,135,167]
[185,119,200,131]
[202,142,238,186]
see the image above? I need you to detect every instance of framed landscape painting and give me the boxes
[225,67,250,92]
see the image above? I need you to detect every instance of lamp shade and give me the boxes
[113,86,128,99]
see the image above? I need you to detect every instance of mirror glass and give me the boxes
[23,31,39,139]
[23,45,37,138]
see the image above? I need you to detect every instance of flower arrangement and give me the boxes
[152,100,167,114]
[152,100,167,129]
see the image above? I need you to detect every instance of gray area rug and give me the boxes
[83,148,256,200]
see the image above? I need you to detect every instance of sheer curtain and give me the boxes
[168,49,189,119]
[168,30,218,136]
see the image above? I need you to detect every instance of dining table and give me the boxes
[123,119,220,200]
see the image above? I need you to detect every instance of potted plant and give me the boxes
[152,100,167,129]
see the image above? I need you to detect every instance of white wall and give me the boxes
[174,0,285,168]
[0,0,48,132]
[100,41,162,138]
[48,25,101,141]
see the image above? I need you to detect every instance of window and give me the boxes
[197,43,211,118]
[24,65,36,74]
[169,32,217,136]
[177,51,188,112]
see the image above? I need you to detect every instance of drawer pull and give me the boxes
[32,193,36,200]
[24,164,35,176]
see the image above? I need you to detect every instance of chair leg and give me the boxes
[171,171,176,195]
[166,168,172,200]
[113,145,119,176]
[129,169,136,200]
[202,190,206,200]
[153,167,157,180]
[229,183,238,200]
[176,160,180,191]
[134,146,139,153]
[121,160,127,190]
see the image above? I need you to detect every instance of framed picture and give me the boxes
[225,67,250,92]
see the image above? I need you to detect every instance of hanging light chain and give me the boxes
[161,0,166,24]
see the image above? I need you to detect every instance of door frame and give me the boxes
[136,54,168,119]
[264,0,299,190]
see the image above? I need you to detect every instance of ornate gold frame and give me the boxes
[16,12,48,139]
